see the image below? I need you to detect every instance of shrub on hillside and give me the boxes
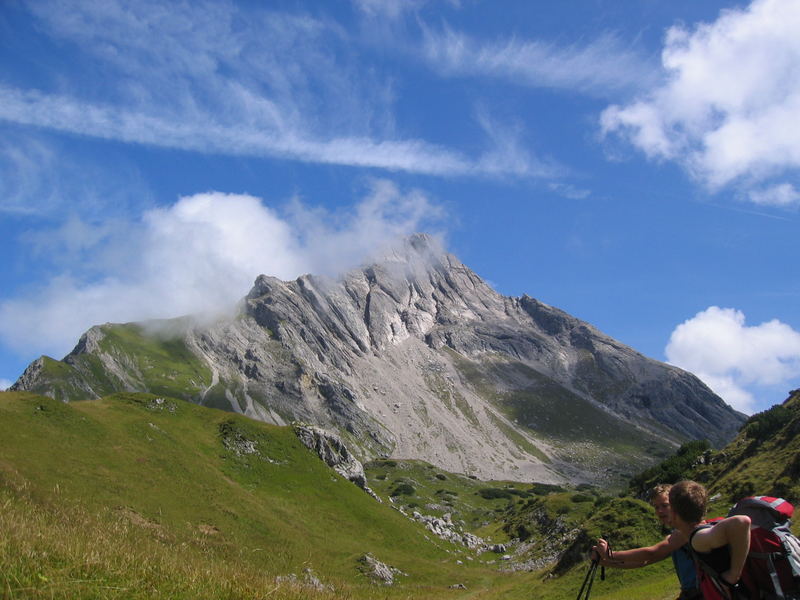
[628,439,711,497]
[570,493,593,503]
[477,488,512,500]
[742,404,792,441]
[390,483,416,497]
[593,495,612,508]
[529,483,566,495]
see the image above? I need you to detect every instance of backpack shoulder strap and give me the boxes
[688,524,714,550]
[687,525,745,598]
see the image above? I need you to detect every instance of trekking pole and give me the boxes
[575,559,598,600]
[583,560,599,600]
[576,538,610,600]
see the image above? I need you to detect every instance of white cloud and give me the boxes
[666,306,800,413]
[0,379,12,391]
[0,85,480,177]
[0,182,444,360]
[420,25,655,96]
[602,0,800,195]
[748,183,800,207]
[0,0,542,179]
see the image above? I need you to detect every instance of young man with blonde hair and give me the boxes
[592,483,700,599]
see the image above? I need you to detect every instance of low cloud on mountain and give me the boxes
[0,181,444,360]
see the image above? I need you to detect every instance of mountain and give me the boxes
[11,233,745,485]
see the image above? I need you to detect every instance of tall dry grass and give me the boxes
[0,472,352,600]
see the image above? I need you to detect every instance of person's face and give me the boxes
[651,493,672,527]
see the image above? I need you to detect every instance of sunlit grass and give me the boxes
[0,474,347,600]
[0,391,686,599]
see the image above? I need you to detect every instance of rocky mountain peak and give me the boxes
[11,233,746,485]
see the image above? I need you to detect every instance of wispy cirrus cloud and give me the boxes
[0,0,544,179]
[601,0,800,200]
[0,131,151,217]
[0,134,60,215]
[419,24,656,96]
[352,0,461,20]
[0,85,474,176]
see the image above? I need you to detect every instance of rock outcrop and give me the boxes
[357,553,406,585]
[410,511,484,549]
[293,424,380,500]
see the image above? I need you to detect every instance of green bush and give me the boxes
[594,495,612,508]
[743,404,792,441]
[529,483,566,495]
[390,482,416,497]
[628,439,711,496]
[477,488,512,500]
[570,493,593,503]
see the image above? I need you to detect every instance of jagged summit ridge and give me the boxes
[12,233,745,484]
[246,233,503,361]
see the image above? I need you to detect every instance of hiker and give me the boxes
[591,483,701,600]
[670,480,751,599]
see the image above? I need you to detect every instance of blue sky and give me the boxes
[1,0,799,415]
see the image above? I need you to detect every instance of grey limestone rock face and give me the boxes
[293,423,380,500]
[13,233,745,485]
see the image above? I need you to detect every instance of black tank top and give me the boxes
[695,543,731,572]
[690,525,731,573]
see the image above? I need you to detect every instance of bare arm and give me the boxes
[593,532,684,569]
[691,516,751,583]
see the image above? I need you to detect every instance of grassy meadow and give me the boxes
[0,389,754,599]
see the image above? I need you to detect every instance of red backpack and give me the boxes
[691,496,800,600]
[729,496,800,599]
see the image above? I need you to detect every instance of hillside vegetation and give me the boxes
[693,389,800,506]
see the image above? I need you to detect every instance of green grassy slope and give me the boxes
[694,389,800,507]
[627,389,800,515]
[1,391,686,600]
[19,322,212,402]
[0,391,477,598]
